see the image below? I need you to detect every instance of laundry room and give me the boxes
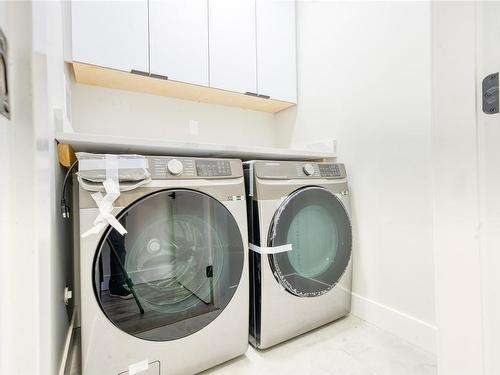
[1,1,499,374]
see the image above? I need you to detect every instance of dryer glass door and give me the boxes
[268,186,352,297]
[92,189,244,341]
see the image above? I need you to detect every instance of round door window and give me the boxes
[268,186,352,297]
[92,189,244,341]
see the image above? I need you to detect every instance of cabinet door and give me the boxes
[209,0,257,94]
[150,0,209,85]
[71,1,149,73]
[256,0,297,103]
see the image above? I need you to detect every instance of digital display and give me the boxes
[196,160,231,177]
[318,164,341,177]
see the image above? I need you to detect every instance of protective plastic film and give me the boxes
[92,189,244,341]
[76,152,151,192]
[77,153,151,237]
[268,186,352,297]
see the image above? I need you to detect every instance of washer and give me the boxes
[77,156,248,374]
[244,160,353,349]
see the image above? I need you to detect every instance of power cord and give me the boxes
[61,160,78,219]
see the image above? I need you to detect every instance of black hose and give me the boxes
[60,159,78,219]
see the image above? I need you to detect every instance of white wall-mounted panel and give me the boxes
[432,2,484,372]
[256,0,297,103]
[150,0,209,85]
[477,2,500,373]
[209,0,257,93]
[71,1,148,72]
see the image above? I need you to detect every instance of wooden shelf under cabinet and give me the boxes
[71,62,295,113]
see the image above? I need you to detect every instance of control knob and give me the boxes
[303,163,315,176]
[167,159,183,176]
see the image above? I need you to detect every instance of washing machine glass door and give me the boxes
[92,189,244,341]
[268,186,352,297]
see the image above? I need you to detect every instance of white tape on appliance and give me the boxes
[248,243,292,254]
[128,359,149,375]
[104,153,119,182]
[76,152,151,190]
[81,179,126,238]
[78,157,149,172]
[248,162,254,197]
[77,153,150,238]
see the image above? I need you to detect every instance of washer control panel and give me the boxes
[253,161,346,179]
[148,156,241,179]
[195,159,232,177]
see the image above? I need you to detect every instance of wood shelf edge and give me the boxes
[71,62,295,113]
[57,143,76,168]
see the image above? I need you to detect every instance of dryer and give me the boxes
[244,160,352,349]
[77,156,248,374]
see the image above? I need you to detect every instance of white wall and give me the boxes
[276,1,436,352]
[70,81,278,148]
[32,2,75,373]
[0,2,73,374]
[0,2,39,374]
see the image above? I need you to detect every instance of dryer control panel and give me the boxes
[252,161,346,180]
[148,156,242,179]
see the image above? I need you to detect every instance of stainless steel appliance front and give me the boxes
[78,156,249,374]
[245,160,352,349]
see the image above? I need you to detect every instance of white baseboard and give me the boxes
[351,292,437,354]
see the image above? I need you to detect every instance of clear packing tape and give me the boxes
[247,161,292,254]
[77,152,151,192]
[77,153,151,238]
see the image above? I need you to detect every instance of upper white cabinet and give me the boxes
[69,0,297,112]
[149,0,209,85]
[71,1,149,73]
[256,0,297,103]
[208,0,257,94]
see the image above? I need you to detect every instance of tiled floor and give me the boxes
[71,315,436,374]
[202,316,436,375]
